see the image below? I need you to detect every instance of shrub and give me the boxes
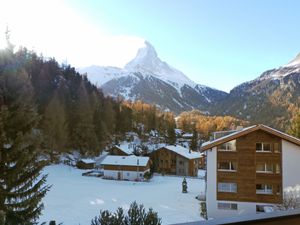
[91,201,161,225]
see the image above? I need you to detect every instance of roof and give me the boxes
[201,124,300,151]
[79,159,96,164]
[101,155,149,167]
[113,143,134,155]
[159,145,202,159]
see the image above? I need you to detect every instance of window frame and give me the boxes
[218,161,237,172]
[218,140,237,152]
[256,163,273,174]
[256,184,273,195]
[217,202,238,210]
[256,142,272,153]
[218,182,237,193]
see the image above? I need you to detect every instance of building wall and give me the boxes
[217,130,282,203]
[103,169,149,181]
[151,147,198,176]
[206,147,217,218]
[109,147,129,156]
[282,140,300,189]
[176,155,189,176]
[206,130,287,219]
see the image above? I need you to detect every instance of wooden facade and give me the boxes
[151,147,199,177]
[109,146,130,156]
[102,162,150,172]
[216,130,282,204]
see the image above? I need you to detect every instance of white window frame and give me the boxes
[256,184,273,195]
[218,140,236,151]
[218,182,237,193]
[217,202,238,210]
[218,162,237,172]
[256,163,273,174]
[256,143,272,152]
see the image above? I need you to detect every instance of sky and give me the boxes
[0,0,300,92]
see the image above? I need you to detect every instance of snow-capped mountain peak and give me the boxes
[286,52,300,67]
[124,40,196,91]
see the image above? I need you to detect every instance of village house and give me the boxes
[76,159,96,169]
[109,143,135,156]
[201,124,300,219]
[100,155,150,181]
[151,145,202,177]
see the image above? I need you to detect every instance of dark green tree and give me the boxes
[91,202,161,225]
[42,91,68,156]
[190,128,198,151]
[0,46,49,224]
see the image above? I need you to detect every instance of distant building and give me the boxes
[76,159,96,169]
[151,145,202,177]
[109,143,135,156]
[201,124,300,219]
[101,155,150,181]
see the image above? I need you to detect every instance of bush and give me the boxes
[91,201,161,225]
[143,171,153,181]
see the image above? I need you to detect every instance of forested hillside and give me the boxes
[0,44,176,157]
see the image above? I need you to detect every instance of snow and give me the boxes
[80,159,96,164]
[162,145,202,160]
[77,41,213,99]
[101,155,149,167]
[201,125,257,148]
[114,142,136,155]
[285,52,300,67]
[39,164,205,225]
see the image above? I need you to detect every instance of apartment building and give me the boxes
[201,124,300,219]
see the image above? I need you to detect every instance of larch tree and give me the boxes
[288,112,300,138]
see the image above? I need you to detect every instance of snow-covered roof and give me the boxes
[114,143,134,155]
[182,133,193,138]
[201,124,300,151]
[101,155,149,167]
[161,145,202,159]
[80,159,96,164]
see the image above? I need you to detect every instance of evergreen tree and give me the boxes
[91,202,161,225]
[71,81,98,155]
[0,46,49,224]
[167,125,176,145]
[190,128,198,151]
[288,112,300,138]
[42,91,68,155]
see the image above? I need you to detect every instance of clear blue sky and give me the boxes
[29,0,300,92]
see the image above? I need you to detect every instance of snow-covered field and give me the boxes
[39,164,205,225]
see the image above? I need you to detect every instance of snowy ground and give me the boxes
[39,164,205,225]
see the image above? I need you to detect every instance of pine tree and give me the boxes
[71,81,98,155]
[42,91,68,156]
[288,112,300,138]
[190,128,198,151]
[0,47,49,223]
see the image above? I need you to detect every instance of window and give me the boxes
[256,163,273,173]
[218,162,237,171]
[179,161,184,165]
[127,173,130,176]
[217,202,238,210]
[256,184,273,194]
[219,140,236,151]
[256,205,274,213]
[275,164,280,174]
[218,183,237,193]
[256,143,271,152]
[140,173,143,177]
